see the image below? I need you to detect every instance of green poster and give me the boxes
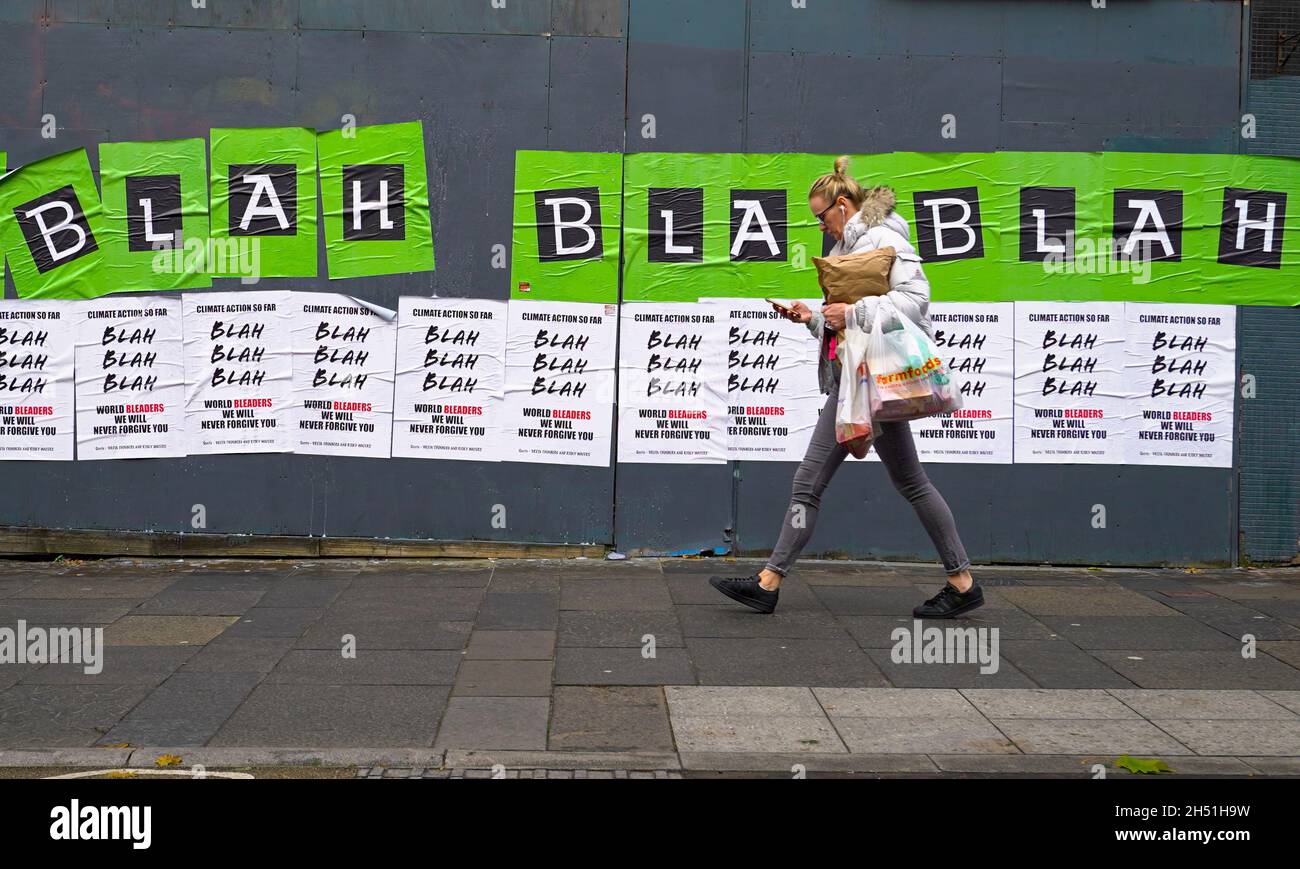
[318,121,434,279]
[612,150,1300,306]
[510,150,621,304]
[209,127,318,278]
[98,138,212,292]
[0,148,109,300]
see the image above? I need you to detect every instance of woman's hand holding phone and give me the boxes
[768,298,812,324]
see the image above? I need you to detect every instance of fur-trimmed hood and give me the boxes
[840,185,911,251]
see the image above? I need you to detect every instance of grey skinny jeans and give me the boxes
[765,360,972,578]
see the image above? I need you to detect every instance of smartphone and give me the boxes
[764,297,795,316]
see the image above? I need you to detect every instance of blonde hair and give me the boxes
[808,155,867,209]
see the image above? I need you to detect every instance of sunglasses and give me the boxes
[813,200,838,227]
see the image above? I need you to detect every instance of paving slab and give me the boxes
[992,718,1194,755]
[1091,650,1300,690]
[559,578,674,612]
[998,639,1138,689]
[296,616,472,651]
[691,638,886,687]
[1038,615,1241,650]
[1263,642,1300,671]
[994,587,1181,617]
[465,630,557,660]
[557,610,683,648]
[434,697,550,751]
[133,589,267,616]
[97,672,262,747]
[554,647,694,685]
[104,615,239,646]
[864,647,1035,688]
[1259,690,1300,715]
[0,601,135,624]
[841,612,1054,648]
[475,593,559,631]
[265,649,461,685]
[0,683,152,748]
[14,576,177,600]
[256,578,351,608]
[180,636,297,674]
[671,714,846,754]
[814,687,981,718]
[832,716,1018,754]
[665,686,825,718]
[453,660,553,696]
[1108,689,1299,720]
[222,608,324,639]
[22,645,199,686]
[810,586,936,616]
[960,688,1139,719]
[549,686,674,752]
[211,684,451,748]
[1152,719,1300,757]
[329,587,484,620]
[677,605,846,640]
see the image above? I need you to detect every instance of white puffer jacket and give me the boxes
[807,185,935,394]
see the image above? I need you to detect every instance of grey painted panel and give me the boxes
[615,463,732,556]
[1000,121,1239,154]
[547,36,626,152]
[1003,58,1239,127]
[39,23,299,141]
[0,454,318,536]
[0,22,43,126]
[1003,0,1241,65]
[753,0,1006,57]
[553,0,626,38]
[746,52,1001,153]
[311,457,613,543]
[0,1,43,24]
[626,41,745,152]
[736,460,1235,569]
[174,0,298,29]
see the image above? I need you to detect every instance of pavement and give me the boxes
[1,556,1299,777]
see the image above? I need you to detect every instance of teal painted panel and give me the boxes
[1238,306,1300,564]
[630,0,744,49]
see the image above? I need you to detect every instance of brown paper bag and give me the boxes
[813,246,896,305]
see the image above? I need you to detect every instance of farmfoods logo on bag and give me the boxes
[875,355,944,387]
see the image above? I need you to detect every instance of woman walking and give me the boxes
[710,156,983,619]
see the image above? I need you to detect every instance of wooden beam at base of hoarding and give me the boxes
[0,526,608,560]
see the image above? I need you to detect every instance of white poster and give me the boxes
[183,290,293,455]
[0,300,75,461]
[500,300,616,466]
[1123,303,1235,468]
[701,297,824,462]
[911,302,1014,463]
[74,296,186,460]
[617,302,728,463]
[392,296,506,461]
[1013,301,1126,464]
[290,292,397,458]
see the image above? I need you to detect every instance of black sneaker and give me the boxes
[913,582,984,619]
[709,574,780,614]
